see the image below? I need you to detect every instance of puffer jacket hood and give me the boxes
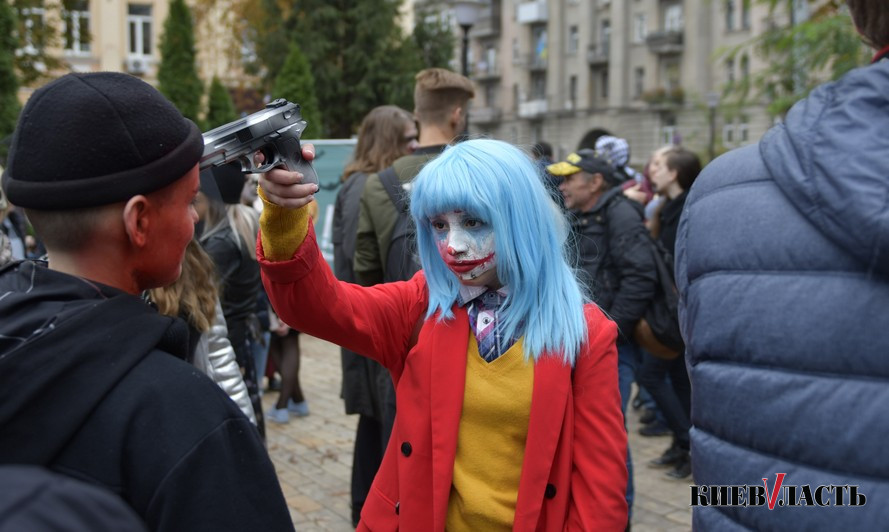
[0,261,188,465]
[760,60,889,276]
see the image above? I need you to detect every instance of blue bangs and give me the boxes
[409,139,590,365]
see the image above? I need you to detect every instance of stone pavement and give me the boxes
[264,334,692,531]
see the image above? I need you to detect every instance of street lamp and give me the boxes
[453,0,485,78]
[705,92,720,162]
[452,0,485,136]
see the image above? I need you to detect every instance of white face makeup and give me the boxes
[430,210,498,286]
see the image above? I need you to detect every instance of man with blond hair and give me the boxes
[353,67,474,286]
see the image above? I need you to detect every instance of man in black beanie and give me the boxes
[0,72,296,531]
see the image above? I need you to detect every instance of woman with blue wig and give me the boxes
[257,138,628,530]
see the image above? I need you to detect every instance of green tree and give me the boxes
[12,0,64,86]
[278,0,425,137]
[205,77,238,129]
[272,43,321,139]
[411,8,456,70]
[722,0,870,117]
[0,1,19,160]
[157,0,203,123]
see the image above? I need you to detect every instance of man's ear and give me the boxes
[450,105,463,128]
[122,195,151,248]
[590,173,606,191]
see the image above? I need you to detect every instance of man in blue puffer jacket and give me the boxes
[675,1,889,528]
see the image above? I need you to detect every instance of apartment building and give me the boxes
[431,0,780,165]
[14,0,243,99]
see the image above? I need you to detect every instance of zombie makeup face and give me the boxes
[430,210,499,287]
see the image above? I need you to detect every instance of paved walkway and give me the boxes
[264,334,692,531]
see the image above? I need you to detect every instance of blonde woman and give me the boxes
[149,239,256,423]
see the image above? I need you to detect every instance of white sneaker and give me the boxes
[266,407,289,424]
[287,400,309,417]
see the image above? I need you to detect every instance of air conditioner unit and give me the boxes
[125,56,148,75]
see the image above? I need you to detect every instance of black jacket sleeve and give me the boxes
[604,199,658,339]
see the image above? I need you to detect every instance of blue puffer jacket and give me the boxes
[676,59,889,529]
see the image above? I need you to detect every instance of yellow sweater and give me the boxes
[446,334,533,531]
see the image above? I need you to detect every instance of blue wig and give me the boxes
[409,139,589,365]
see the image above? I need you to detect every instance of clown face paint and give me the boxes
[430,210,499,287]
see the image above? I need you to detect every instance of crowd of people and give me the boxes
[1,1,887,529]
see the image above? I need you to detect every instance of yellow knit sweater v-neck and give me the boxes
[446,333,534,531]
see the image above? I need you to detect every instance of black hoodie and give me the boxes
[0,261,293,531]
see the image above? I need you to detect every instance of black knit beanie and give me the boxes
[1,72,203,210]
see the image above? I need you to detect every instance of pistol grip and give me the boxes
[276,137,318,185]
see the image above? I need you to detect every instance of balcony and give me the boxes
[641,87,685,110]
[471,107,502,125]
[587,43,609,67]
[646,30,684,55]
[473,62,501,81]
[518,98,548,119]
[473,12,502,38]
[517,1,547,24]
[526,53,548,71]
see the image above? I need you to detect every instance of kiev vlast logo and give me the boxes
[691,474,867,509]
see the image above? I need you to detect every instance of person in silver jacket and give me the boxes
[193,298,256,423]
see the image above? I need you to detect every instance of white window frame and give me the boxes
[63,1,91,55]
[127,5,153,58]
[633,13,647,43]
[19,6,46,56]
[664,4,683,32]
[567,25,579,54]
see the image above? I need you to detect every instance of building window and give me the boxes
[512,37,520,64]
[740,54,749,81]
[63,0,91,55]
[725,0,735,31]
[18,4,46,56]
[664,4,683,32]
[633,14,647,43]
[128,4,152,57]
[513,83,519,111]
[660,115,677,145]
[722,123,735,146]
[726,58,735,86]
[741,0,751,29]
[738,115,749,143]
[634,67,645,99]
[532,26,547,66]
[478,44,497,75]
[601,70,609,99]
[567,25,579,54]
[569,75,578,108]
[485,83,497,107]
[531,73,546,100]
[600,19,611,56]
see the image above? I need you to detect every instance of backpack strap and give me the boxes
[378,166,407,213]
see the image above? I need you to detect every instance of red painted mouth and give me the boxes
[444,254,494,274]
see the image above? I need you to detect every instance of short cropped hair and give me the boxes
[413,68,475,125]
[847,0,889,49]
[661,146,702,191]
[25,206,112,253]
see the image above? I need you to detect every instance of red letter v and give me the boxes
[763,473,787,510]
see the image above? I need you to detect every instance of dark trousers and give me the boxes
[637,351,691,448]
[351,414,385,526]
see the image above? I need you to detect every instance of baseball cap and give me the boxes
[547,149,618,183]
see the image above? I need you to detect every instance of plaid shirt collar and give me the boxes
[457,284,509,307]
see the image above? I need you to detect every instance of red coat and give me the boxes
[260,228,628,531]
